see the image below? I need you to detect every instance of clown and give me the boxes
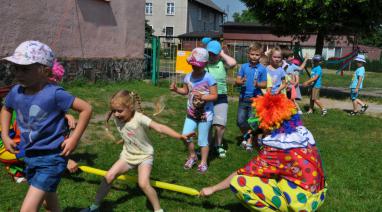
[200,93,327,211]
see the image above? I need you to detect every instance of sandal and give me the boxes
[321,109,328,116]
[197,163,208,173]
[360,104,368,113]
[349,111,358,116]
[246,144,253,152]
[184,157,198,170]
[216,146,226,158]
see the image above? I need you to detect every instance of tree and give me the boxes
[240,0,382,54]
[359,27,382,48]
[232,10,257,23]
[145,20,154,42]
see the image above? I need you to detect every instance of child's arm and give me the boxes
[61,98,92,156]
[220,50,237,68]
[200,172,237,196]
[302,75,318,87]
[276,78,287,94]
[354,75,363,93]
[170,82,189,95]
[0,106,18,153]
[193,85,218,102]
[235,76,246,85]
[149,121,195,141]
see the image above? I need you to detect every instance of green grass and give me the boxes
[1,81,382,211]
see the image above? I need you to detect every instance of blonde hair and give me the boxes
[106,90,143,123]
[248,42,263,53]
[259,54,269,66]
[267,46,282,67]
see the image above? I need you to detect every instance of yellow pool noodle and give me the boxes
[79,166,199,196]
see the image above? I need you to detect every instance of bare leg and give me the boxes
[214,125,225,147]
[352,100,358,112]
[355,99,365,107]
[44,192,60,212]
[20,185,46,212]
[200,146,209,165]
[186,141,197,159]
[137,164,161,211]
[94,159,131,205]
[293,99,302,112]
[314,99,325,110]
[308,98,314,112]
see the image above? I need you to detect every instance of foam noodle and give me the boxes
[79,166,199,196]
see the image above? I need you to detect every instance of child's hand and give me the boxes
[60,137,78,156]
[67,159,79,173]
[302,82,310,87]
[199,186,215,197]
[354,88,359,93]
[240,77,247,84]
[65,114,77,129]
[3,138,19,154]
[169,82,177,92]
[180,132,196,141]
[192,91,203,100]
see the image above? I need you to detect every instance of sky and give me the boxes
[212,0,247,22]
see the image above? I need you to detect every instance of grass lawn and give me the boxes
[1,81,382,211]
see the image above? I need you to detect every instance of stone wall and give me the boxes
[0,58,146,86]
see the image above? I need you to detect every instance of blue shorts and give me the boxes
[350,89,359,101]
[24,153,68,192]
[237,100,253,130]
[182,117,212,147]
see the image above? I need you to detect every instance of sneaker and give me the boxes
[305,110,313,115]
[240,140,247,149]
[197,163,208,173]
[184,157,198,170]
[349,111,358,116]
[321,109,328,116]
[297,110,303,115]
[80,208,99,212]
[216,146,226,158]
[245,144,253,152]
[361,104,369,113]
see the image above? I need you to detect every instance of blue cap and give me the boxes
[201,37,212,45]
[206,40,222,55]
[312,54,322,61]
[354,54,366,63]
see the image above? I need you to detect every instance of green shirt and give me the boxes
[207,60,227,94]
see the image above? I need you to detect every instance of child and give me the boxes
[206,40,237,158]
[349,54,368,115]
[200,93,327,212]
[170,47,217,173]
[266,46,287,95]
[235,43,267,152]
[82,90,194,212]
[1,40,92,212]
[302,55,327,116]
[282,50,308,114]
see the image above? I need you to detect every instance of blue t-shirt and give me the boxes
[267,66,286,94]
[311,65,322,88]
[5,84,75,154]
[350,66,365,89]
[184,71,216,121]
[237,63,267,99]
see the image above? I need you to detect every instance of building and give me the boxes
[0,0,146,82]
[145,0,225,37]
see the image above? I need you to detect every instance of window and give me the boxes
[165,27,174,37]
[198,8,202,20]
[166,2,175,15]
[145,2,152,15]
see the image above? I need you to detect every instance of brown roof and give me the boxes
[192,0,225,14]
[178,31,222,38]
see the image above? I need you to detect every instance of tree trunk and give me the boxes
[315,31,325,55]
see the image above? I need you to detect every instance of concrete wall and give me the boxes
[145,0,188,37]
[188,2,223,33]
[0,0,144,58]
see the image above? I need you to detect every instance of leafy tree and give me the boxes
[145,20,154,42]
[359,27,382,48]
[240,0,382,54]
[233,10,257,23]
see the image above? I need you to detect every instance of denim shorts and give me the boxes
[237,100,253,130]
[24,153,68,192]
[182,117,212,147]
[350,89,359,101]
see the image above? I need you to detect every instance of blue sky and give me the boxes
[212,0,246,21]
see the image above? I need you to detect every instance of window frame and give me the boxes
[166,2,175,16]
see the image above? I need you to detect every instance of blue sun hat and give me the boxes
[354,54,366,63]
[312,54,322,62]
[206,40,222,55]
